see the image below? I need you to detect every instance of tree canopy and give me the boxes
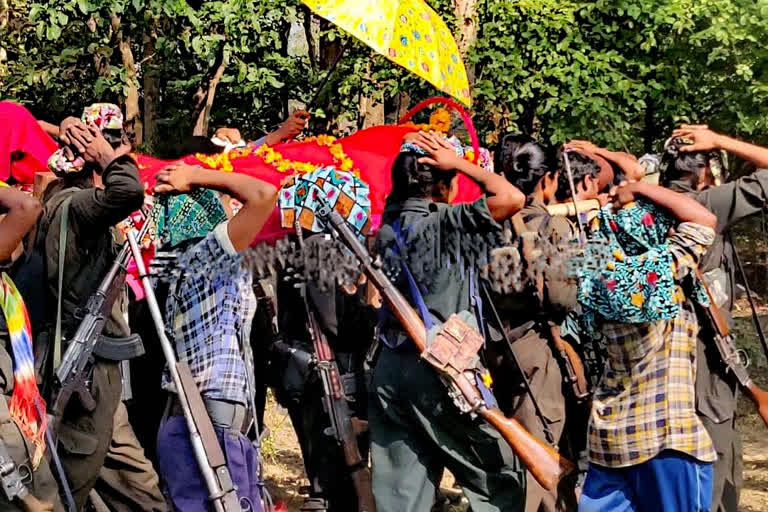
[1,0,766,156]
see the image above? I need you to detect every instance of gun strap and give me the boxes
[54,195,73,371]
[730,236,768,363]
[479,281,555,445]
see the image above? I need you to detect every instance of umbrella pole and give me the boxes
[306,38,350,110]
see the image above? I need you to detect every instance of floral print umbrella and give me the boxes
[302,0,472,106]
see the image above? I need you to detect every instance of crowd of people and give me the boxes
[1,96,768,512]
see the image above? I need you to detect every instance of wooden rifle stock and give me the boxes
[696,270,768,429]
[341,231,574,491]
[549,326,590,401]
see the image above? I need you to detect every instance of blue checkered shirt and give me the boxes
[162,222,257,406]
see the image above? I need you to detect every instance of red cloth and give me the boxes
[136,124,484,244]
[0,101,59,184]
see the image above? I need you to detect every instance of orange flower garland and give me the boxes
[402,107,452,133]
[195,133,361,177]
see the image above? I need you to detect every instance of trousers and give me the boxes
[578,450,713,512]
[369,345,526,512]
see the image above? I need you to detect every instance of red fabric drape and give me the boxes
[0,101,60,184]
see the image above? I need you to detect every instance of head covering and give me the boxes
[279,166,372,240]
[47,103,124,177]
[400,134,465,158]
[150,188,228,249]
[577,199,680,329]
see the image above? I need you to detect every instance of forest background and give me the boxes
[1,0,767,157]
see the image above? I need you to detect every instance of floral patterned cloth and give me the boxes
[150,188,229,249]
[48,102,124,176]
[302,0,471,106]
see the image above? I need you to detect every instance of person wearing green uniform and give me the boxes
[370,132,526,512]
[661,125,768,512]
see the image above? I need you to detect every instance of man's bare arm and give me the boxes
[673,125,768,169]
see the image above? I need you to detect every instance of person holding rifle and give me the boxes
[661,126,768,512]
[35,104,166,511]
[369,131,527,511]
[151,163,277,512]
[576,181,718,511]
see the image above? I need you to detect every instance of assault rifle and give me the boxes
[697,270,768,428]
[48,219,150,434]
[126,232,243,512]
[315,200,574,492]
[295,229,375,512]
[0,439,53,512]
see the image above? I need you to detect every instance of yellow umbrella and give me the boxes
[303,0,472,106]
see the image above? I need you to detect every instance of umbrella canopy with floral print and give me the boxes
[302,0,471,106]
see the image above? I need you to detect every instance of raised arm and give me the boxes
[0,188,42,262]
[612,181,716,229]
[414,132,525,220]
[673,125,768,169]
[567,140,646,182]
[154,164,278,252]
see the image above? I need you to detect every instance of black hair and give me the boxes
[494,133,535,177]
[659,137,717,187]
[387,151,455,205]
[554,151,600,202]
[497,140,553,196]
[168,136,226,160]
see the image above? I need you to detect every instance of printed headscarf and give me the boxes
[149,188,228,249]
[577,200,681,329]
[48,102,124,177]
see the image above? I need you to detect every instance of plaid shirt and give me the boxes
[162,222,257,406]
[589,222,717,468]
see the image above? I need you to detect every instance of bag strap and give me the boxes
[392,220,435,331]
[54,195,73,370]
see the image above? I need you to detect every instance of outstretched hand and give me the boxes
[154,164,201,195]
[672,124,722,152]
[413,132,462,171]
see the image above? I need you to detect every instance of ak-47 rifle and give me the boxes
[125,232,243,512]
[697,269,768,428]
[315,200,574,492]
[48,219,150,434]
[0,438,53,512]
[295,229,375,512]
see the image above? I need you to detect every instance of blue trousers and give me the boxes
[579,450,713,512]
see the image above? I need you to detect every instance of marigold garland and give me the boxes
[402,107,452,133]
[195,133,361,177]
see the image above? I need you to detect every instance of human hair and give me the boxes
[497,140,553,196]
[494,133,535,177]
[555,151,600,202]
[387,151,455,205]
[660,137,717,188]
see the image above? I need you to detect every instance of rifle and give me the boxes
[315,201,574,492]
[0,438,53,512]
[125,231,243,512]
[508,212,590,403]
[49,218,151,433]
[295,228,375,512]
[697,269,768,428]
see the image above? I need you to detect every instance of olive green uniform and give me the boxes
[371,197,525,512]
[488,203,578,512]
[670,170,768,512]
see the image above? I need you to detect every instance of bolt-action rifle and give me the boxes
[315,200,574,492]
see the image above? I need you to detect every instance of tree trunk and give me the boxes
[453,0,478,84]
[192,45,228,136]
[112,13,142,144]
[142,25,158,147]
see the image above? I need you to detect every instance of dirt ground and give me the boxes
[261,396,768,511]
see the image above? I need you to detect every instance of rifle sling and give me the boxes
[54,195,73,371]
[176,362,227,469]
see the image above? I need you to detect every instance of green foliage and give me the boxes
[1,0,766,155]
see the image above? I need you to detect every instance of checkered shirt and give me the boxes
[162,222,257,406]
[588,222,717,468]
